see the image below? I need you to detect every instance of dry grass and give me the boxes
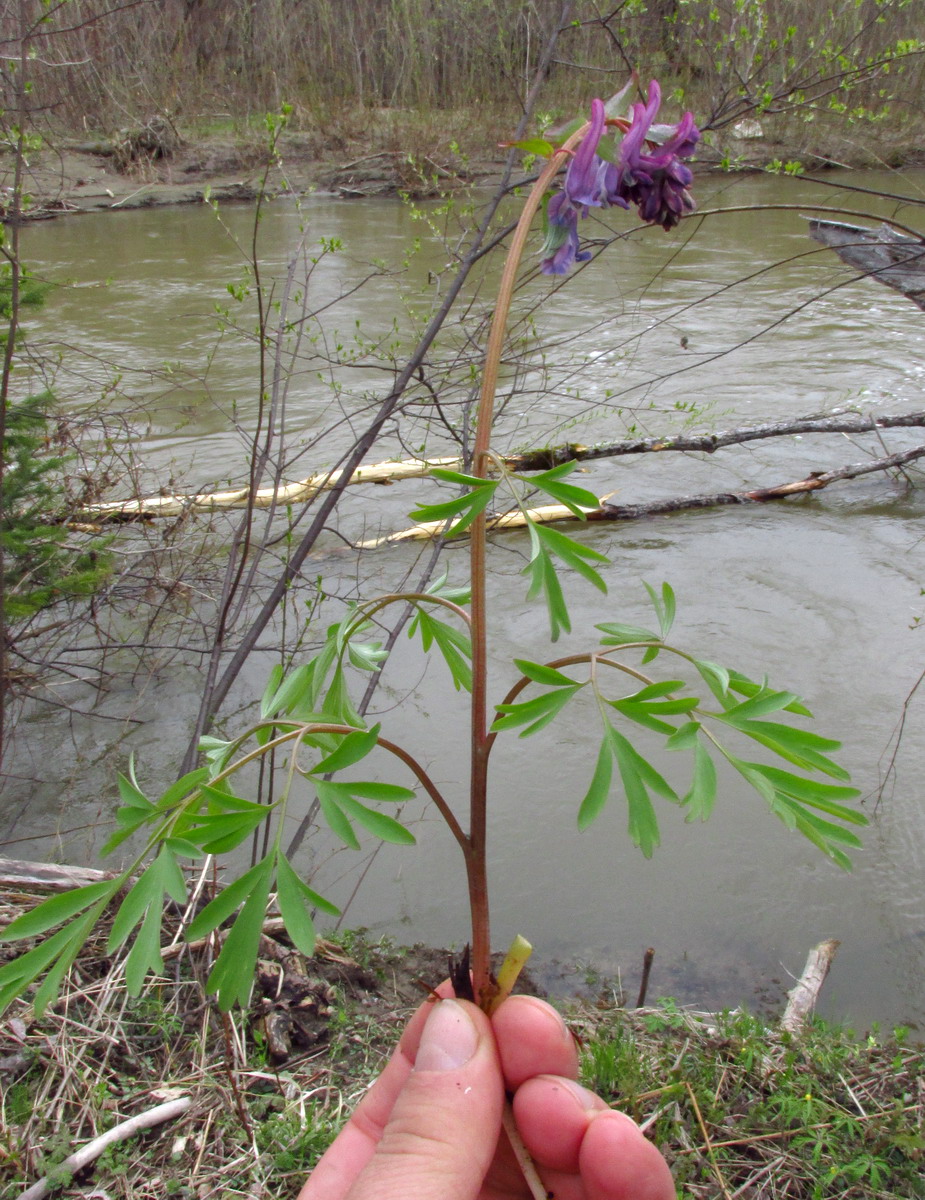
[1,889,922,1200]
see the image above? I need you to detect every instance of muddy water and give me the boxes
[9,168,925,1026]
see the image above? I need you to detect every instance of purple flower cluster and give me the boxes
[540,82,700,276]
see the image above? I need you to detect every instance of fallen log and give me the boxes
[80,456,461,521]
[808,218,925,310]
[781,939,840,1034]
[357,444,925,547]
[79,412,925,522]
[0,857,120,892]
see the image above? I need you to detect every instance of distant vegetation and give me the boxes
[6,0,925,163]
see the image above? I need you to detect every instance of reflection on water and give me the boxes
[8,168,925,1027]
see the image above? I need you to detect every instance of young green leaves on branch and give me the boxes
[492,584,866,868]
[411,459,605,640]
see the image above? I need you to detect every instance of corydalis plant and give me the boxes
[0,87,864,1044]
[540,82,699,274]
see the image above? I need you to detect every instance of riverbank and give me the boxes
[1,883,922,1199]
[6,111,925,220]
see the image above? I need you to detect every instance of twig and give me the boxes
[636,947,655,1008]
[17,1097,191,1200]
[501,1104,550,1200]
[685,1081,734,1200]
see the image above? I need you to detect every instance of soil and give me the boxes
[2,130,503,219]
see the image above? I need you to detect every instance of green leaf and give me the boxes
[682,744,717,821]
[335,794,416,845]
[608,699,677,735]
[644,581,676,638]
[125,903,165,995]
[107,848,186,954]
[198,735,236,774]
[716,689,802,724]
[184,809,269,855]
[199,783,269,814]
[186,859,273,942]
[727,671,812,717]
[607,725,677,802]
[729,720,850,779]
[429,467,492,487]
[423,569,470,605]
[324,667,364,728]
[104,770,161,853]
[597,621,660,645]
[315,782,360,849]
[264,662,316,718]
[3,879,119,941]
[505,136,555,157]
[154,768,211,813]
[578,739,613,831]
[409,480,499,533]
[745,764,864,817]
[206,856,274,1009]
[274,854,336,957]
[693,659,731,703]
[530,475,601,515]
[411,612,473,691]
[312,725,380,775]
[0,901,111,1016]
[492,685,581,736]
[348,639,388,672]
[605,727,663,857]
[666,720,702,750]
[533,523,608,592]
[431,620,473,692]
[523,537,570,642]
[342,781,417,802]
[513,659,579,687]
[544,115,585,142]
[260,662,284,716]
[117,771,153,812]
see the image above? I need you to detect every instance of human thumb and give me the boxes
[345,998,504,1200]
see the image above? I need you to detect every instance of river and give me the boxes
[7,167,925,1028]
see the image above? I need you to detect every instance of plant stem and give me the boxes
[466,127,589,1004]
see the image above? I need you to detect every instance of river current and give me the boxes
[7,167,925,1027]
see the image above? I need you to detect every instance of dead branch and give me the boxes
[358,445,925,547]
[80,456,460,521]
[0,858,120,892]
[79,413,925,521]
[781,939,841,1034]
[17,1096,191,1200]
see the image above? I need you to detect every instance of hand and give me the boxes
[299,985,675,1200]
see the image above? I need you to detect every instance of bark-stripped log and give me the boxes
[781,939,840,1034]
[0,857,120,892]
[79,413,925,522]
[357,445,925,547]
[81,456,461,520]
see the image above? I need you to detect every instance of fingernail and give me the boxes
[415,999,479,1071]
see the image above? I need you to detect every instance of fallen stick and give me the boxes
[357,444,925,547]
[781,939,840,1034]
[0,858,120,893]
[81,456,460,520]
[17,1097,191,1200]
[78,412,925,521]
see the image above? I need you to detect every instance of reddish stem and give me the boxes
[466,126,589,1005]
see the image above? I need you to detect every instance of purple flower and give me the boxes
[605,81,700,231]
[540,191,592,275]
[540,83,700,273]
[562,97,609,211]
